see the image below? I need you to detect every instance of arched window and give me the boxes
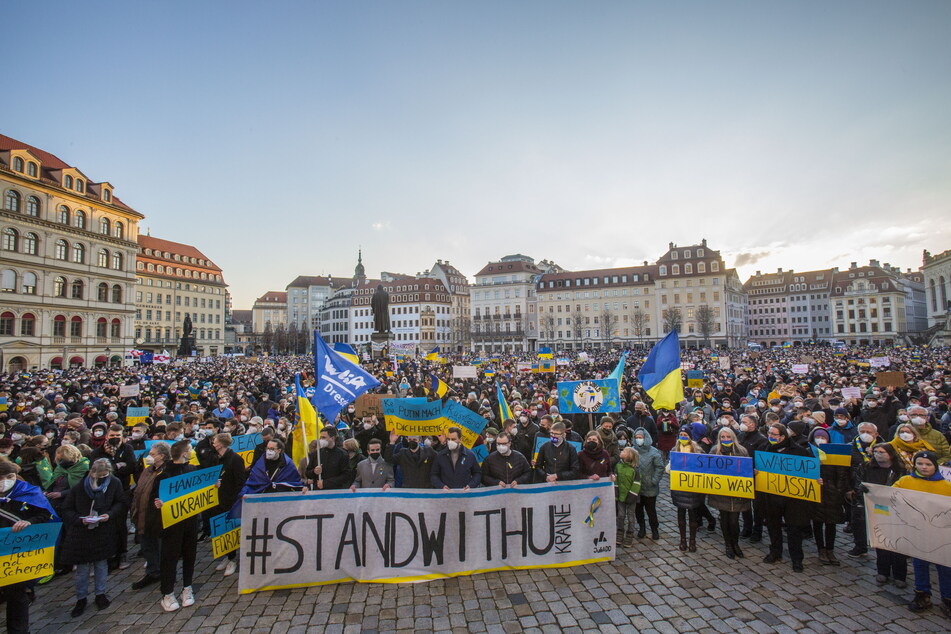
[930,279,938,312]
[1,228,17,251]
[57,205,70,224]
[64,175,74,189]
[157,265,165,273]
[71,279,84,299]
[698,262,706,273]
[0,270,15,292]
[0,312,13,335]
[27,162,37,177]
[53,276,66,297]
[21,272,36,295]
[110,318,121,338]
[100,218,110,235]
[13,157,24,172]
[55,239,68,260]
[75,179,84,193]
[97,248,109,268]
[113,221,123,239]
[96,318,108,338]
[111,284,122,303]
[21,313,36,336]
[69,316,83,337]
[112,252,123,270]
[74,210,86,229]
[71,242,85,264]
[97,282,109,302]
[672,264,680,275]
[684,263,693,275]
[25,196,40,216]
[4,190,20,212]
[52,315,66,337]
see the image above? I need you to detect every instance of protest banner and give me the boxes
[441,401,487,448]
[869,356,891,368]
[668,453,754,499]
[451,365,478,379]
[471,444,488,465]
[754,452,820,502]
[232,432,264,468]
[119,383,140,398]
[840,387,862,400]
[159,465,222,528]
[0,523,62,587]
[941,465,951,483]
[210,511,241,559]
[875,371,906,388]
[125,406,149,426]
[718,357,731,370]
[238,480,615,593]
[865,483,951,567]
[686,371,704,388]
[557,379,621,414]
[381,398,444,436]
[533,436,583,461]
[577,352,589,362]
[354,394,395,419]
[556,357,570,366]
[516,362,533,373]
[791,364,809,374]
[816,443,852,467]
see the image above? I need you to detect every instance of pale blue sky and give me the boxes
[5,1,950,308]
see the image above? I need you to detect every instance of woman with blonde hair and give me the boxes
[889,423,934,470]
[707,427,750,559]
[666,428,705,552]
[614,447,640,546]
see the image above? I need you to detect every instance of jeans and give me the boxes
[617,501,636,538]
[139,535,161,578]
[75,560,109,599]
[912,558,951,597]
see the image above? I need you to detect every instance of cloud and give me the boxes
[371,221,390,231]
[732,250,771,267]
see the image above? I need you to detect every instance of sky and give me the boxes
[5,1,951,309]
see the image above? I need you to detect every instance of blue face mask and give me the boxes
[551,436,563,446]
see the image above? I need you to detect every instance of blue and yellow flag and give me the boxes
[538,346,554,359]
[609,352,626,383]
[496,382,513,422]
[538,359,555,373]
[430,373,449,398]
[293,373,319,461]
[333,342,360,365]
[425,346,441,362]
[637,330,684,410]
[816,443,852,467]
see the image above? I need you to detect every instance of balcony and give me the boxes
[53,336,65,344]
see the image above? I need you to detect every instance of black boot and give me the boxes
[688,522,699,552]
[678,518,688,551]
[733,540,744,558]
[909,591,932,613]
[71,598,87,618]
[637,524,646,539]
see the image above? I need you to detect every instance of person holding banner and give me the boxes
[60,458,125,617]
[481,431,532,488]
[304,427,353,490]
[706,428,751,559]
[854,443,907,587]
[0,458,57,634]
[807,428,849,566]
[667,429,706,552]
[431,427,481,490]
[737,414,768,542]
[761,423,816,573]
[579,431,613,480]
[209,433,248,577]
[385,431,436,489]
[892,450,951,616]
[534,423,579,485]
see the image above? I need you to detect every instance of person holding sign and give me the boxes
[706,428,751,560]
[129,443,168,591]
[807,428,849,566]
[854,443,907,587]
[209,433,248,577]
[667,430,705,552]
[384,431,436,489]
[60,458,125,617]
[0,458,57,634]
[431,427,481,491]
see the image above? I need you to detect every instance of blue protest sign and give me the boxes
[754,451,820,481]
[471,443,489,465]
[669,452,754,478]
[232,432,263,455]
[557,379,621,414]
[158,465,222,501]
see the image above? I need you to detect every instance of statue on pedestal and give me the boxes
[371,284,391,334]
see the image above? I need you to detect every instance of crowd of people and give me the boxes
[0,343,949,631]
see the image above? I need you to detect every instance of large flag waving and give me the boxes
[496,382,514,422]
[637,331,684,410]
[609,352,626,383]
[292,373,318,461]
[313,332,380,423]
[333,342,360,365]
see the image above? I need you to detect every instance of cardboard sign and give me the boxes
[354,394,395,418]
[451,365,478,379]
[119,384,140,398]
[875,371,906,388]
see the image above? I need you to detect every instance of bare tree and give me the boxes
[662,307,682,334]
[631,306,647,347]
[600,308,617,344]
[696,304,716,347]
[262,322,274,354]
[542,314,556,343]
[570,309,585,348]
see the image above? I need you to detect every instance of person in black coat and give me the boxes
[304,426,354,490]
[481,432,532,487]
[354,416,389,455]
[855,443,909,586]
[625,403,659,445]
[737,415,769,541]
[209,433,249,574]
[534,423,580,484]
[61,458,126,617]
[511,414,539,462]
[384,431,436,488]
[430,427,482,490]
[91,424,138,570]
[761,423,816,573]
[807,428,850,566]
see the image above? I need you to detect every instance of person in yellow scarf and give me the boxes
[888,423,934,471]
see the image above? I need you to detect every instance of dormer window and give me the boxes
[697,248,704,257]
[671,251,678,260]
[27,162,37,177]
[64,175,74,189]
[684,250,691,259]
[103,189,111,202]
[76,179,84,193]
[659,265,667,276]
[13,157,24,172]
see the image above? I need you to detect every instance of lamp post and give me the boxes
[104,347,111,368]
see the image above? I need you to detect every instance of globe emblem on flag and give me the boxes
[572,381,603,413]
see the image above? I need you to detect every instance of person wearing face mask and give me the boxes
[854,443,907,588]
[60,458,125,617]
[89,424,137,571]
[904,406,950,463]
[234,439,304,512]
[625,402,659,446]
[614,447,641,547]
[481,431,531,488]
[892,451,951,616]
[128,423,149,451]
[827,408,858,445]
[0,458,57,633]
[707,427,751,559]
[761,423,816,573]
[666,429,707,552]
[511,411,538,460]
[130,442,170,591]
[579,431,613,481]
[630,427,663,540]
[385,431,435,488]
[431,427,482,491]
[653,408,679,463]
[251,426,277,466]
[533,422,579,485]
[350,439,394,491]
[305,427,353,490]
[845,422,883,557]
[594,418,620,467]
[858,387,899,440]
[889,423,935,470]
[208,433,248,577]
[807,428,849,566]
[211,401,234,420]
[354,415,388,456]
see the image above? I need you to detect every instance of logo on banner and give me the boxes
[573,382,604,413]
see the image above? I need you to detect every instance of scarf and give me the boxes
[889,435,934,455]
[83,474,110,511]
[911,468,944,482]
[46,457,90,490]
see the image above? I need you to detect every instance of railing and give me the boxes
[53,336,65,344]
[70,336,82,344]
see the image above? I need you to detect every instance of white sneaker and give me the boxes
[161,594,180,612]
[180,586,195,608]
[223,560,237,577]
[215,559,228,571]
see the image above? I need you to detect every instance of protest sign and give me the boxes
[840,387,862,400]
[159,465,222,528]
[354,394,395,419]
[451,365,478,379]
[441,401,487,448]
[865,483,951,567]
[238,480,615,593]
[718,357,731,370]
[875,371,906,388]
[869,357,891,368]
[210,511,241,559]
[686,371,704,388]
[381,398,444,436]
[516,362,533,373]
[533,436,583,461]
[0,523,62,587]
[791,364,809,374]
[668,453,754,499]
[941,465,951,483]
[125,406,149,425]
[557,379,621,414]
[471,444,488,465]
[754,452,820,502]
[233,432,264,468]
[119,383,140,398]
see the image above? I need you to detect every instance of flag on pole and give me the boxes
[496,382,513,422]
[637,331,684,410]
[154,349,171,365]
[292,373,318,462]
[430,373,449,398]
[312,332,380,423]
[425,346,441,362]
[609,352,626,383]
[537,346,554,359]
[333,342,360,365]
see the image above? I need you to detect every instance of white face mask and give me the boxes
[318,439,329,449]
[635,438,645,446]
[0,477,15,493]
[911,417,926,426]
[815,438,828,445]
[618,439,627,447]
[144,455,155,467]
[447,440,459,451]
[859,432,874,444]
[132,431,144,440]
[898,432,915,442]
[497,444,511,455]
[265,450,279,460]
[898,415,909,422]
[363,422,373,430]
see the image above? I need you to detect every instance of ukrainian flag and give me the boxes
[609,352,626,382]
[816,443,852,467]
[538,346,554,359]
[538,360,555,373]
[333,342,360,365]
[484,368,495,378]
[292,373,319,462]
[425,346,440,361]
[430,373,449,398]
[637,331,684,410]
[496,382,513,422]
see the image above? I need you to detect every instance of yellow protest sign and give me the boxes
[671,471,755,498]
[754,472,820,503]
[212,527,240,558]
[0,523,61,587]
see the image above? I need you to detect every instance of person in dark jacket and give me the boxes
[808,427,850,566]
[385,431,436,488]
[209,433,248,576]
[625,402,659,446]
[667,429,706,552]
[354,415,389,455]
[858,391,899,440]
[707,428,751,559]
[90,424,137,570]
[632,427,664,540]
[855,443,908,586]
[61,458,126,617]
[481,431,532,487]
[250,426,276,467]
[762,423,815,573]
[512,413,539,460]
[304,426,354,490]
[534,422,579,483]
[578,431,612,480]
[738,414,768,541]
[430,427,481,490]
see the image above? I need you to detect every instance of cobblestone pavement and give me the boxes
[9,477,947,634]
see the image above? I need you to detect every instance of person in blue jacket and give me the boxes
[430,427,481,490]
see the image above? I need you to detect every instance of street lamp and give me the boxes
[104,347,111,368]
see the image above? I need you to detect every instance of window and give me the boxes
[21,272,36,294]
[97,249,109,267]
[112,285,122,303]
[113,222,123,239]
[27,162,37,177]
[2,228,17,251]
[103,189,111,202]
[96,318,107,338]
[54,239,68,260]
[25,196,39,216]
[53,277,66,297]
[98,282,109,302]
[672,264,680,275]
[13,157,24,172]
[71,242,85,263]
[684,263,693,274]
[711,261,719,272]
[1,270,15,292]
[69,316,83,337]
[71,279,84,299]
[698,262,706,273]
[21,313,35,336]
[2,312,16,335]
[64,175,74,189]
[110,319,121,338]
[99,218,110,235]
[74,210,86,229]
[112,252,123,270]
[4,190,20,212]
[75,179,84,193]
[659,265,667,276]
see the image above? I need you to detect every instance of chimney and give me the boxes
[756,270,761,276]
[643,261,648,266]
[777,268,783,274]
[669,242,674,250]
[870,259,880,268]
[701,238,707,247]
[850,262,857,270]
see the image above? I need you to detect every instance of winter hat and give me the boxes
[689,422,708,442]
[788,421,810,438]
[810,428,830,443]
[833,408,849,418]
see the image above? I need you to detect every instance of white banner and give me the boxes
[791,364,809,374]
[865,483,951,567]
[869,356,891,368]
[452,365,478,379]
[118,384,140,398]
[238,481,615,593]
